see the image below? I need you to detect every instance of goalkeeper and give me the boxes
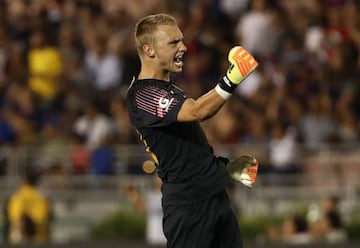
[127,13,259,248]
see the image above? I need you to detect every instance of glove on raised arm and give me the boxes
[215,46,258,99]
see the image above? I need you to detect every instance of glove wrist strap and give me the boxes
[215,85,232,100]
[215,75,237,100]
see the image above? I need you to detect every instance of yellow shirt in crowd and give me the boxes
[8,184,51,243]
[28,47,62,100]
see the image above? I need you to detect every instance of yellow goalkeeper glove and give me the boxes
[215,46,258,99]
[226,155,259,188]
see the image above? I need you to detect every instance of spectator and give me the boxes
[264,213,314,245]
[281,214,313,245]
[6,170,53,245]
[0,109,16,145]
[268,123,300,185]
[298,93,336,150]
[309,195,348,244]
[123,174,166,246]
[83,32,123,109]
[72,100,114,150]
[70,132,91,175]
[239,111,269,144]
[90,135,116,177]
[27,30,62,105]
[335,89,359,143]
[219,0,249,19]
[2,105,36,146]
[321,196,348,244]
[234,0,277,57]
[145,175,167,246]
[33,117,68,178]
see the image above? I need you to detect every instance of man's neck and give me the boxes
[138,69,170,82]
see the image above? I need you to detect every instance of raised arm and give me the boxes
[177,90,225,122]
[177,46,258,122]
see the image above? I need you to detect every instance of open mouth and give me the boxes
[173,54,184,67]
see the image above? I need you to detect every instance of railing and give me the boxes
[1,143,360,243]
[1,143,360,195]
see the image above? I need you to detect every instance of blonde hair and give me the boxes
[134,13,177,53]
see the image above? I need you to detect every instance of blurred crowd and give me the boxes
[0,0,359,176]
[0,1,358,246]
[265,195,348,245]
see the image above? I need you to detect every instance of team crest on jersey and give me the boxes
[158,97,174,113]
[156,96,174,117]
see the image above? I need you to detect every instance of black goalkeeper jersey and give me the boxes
[127,78,230,205]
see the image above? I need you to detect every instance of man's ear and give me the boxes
[143,45,155,58]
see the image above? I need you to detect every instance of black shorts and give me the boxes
[162,190,243,248]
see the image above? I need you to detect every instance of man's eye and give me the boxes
[170,40,180,45]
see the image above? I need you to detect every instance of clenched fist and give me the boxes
[215,46,258,100]
[226,155,259,188]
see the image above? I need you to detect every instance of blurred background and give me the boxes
[0,0,360,247]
